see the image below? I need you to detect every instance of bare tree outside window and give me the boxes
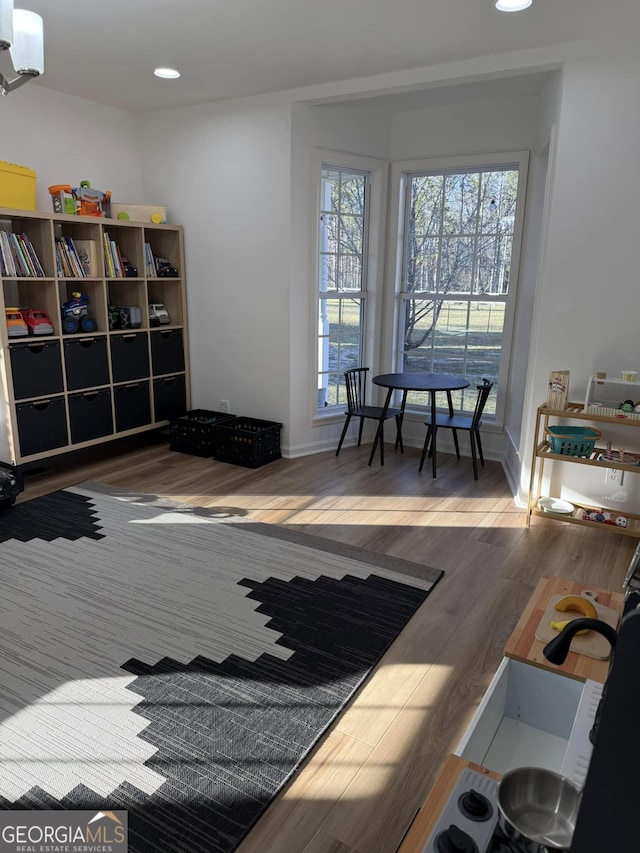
[400,168,519,414]
[317,166,369,411]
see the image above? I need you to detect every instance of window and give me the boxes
[395,155,528,420]
[317,165,370,413]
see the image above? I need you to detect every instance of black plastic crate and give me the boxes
[212,417,282,468]
[169,409,236,457]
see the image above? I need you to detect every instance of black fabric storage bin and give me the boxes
[16,396,68,457]
[68,388,114,444]
[10,341,64,400]
[64,336,110,391]
[153,374,187,422]
[110,333,150,383]
[151,329,185,376]
[114,382,151,432]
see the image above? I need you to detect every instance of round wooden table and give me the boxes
[372,372,470,476]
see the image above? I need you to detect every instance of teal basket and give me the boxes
[545,425,601,457]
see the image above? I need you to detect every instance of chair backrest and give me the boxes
[344,367,369,412]
[471,378,494,428]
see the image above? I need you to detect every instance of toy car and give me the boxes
[20,308,54,336]
[118,306,142,329]
[121,256,138,277]
[61,292,97,334]
[0,463,22,509]
[148,302,171,326]
[5,307,28,338]
[155,257,179,277]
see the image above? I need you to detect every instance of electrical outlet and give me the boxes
[606,468,624,486]
[219,400,230,413]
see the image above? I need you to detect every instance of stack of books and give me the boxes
[0,230,45,277]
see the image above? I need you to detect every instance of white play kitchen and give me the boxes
[398,577,627,853]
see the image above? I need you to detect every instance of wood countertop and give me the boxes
[504,575,624,683]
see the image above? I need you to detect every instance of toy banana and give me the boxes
[550,619,591,636]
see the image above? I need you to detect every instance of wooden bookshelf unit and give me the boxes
[0,206,190,465]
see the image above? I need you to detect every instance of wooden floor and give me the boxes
[15,436,636,853]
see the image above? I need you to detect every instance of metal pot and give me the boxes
[496,766,582,853]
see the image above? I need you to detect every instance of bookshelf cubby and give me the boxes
[0,206,190,465]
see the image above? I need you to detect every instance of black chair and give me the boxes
[335,367,403,464]
[418,378,493,479]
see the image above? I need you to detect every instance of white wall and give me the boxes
[0,84,143,209]
[139,95,293,433]
[506,73,563,463]
[520,33,640,512]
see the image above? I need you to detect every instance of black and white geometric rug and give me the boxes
[0,483,443,852]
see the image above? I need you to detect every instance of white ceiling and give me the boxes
[5,0,640,113]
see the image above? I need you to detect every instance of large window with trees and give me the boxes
[394,153,528,420]
[317,164,370,412]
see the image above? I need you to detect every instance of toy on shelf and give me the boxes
[108,304,142,330]
[19,308,54,336]
[148,303,170,326]
[582,509,629,527]
[48,180,112,217]
[5,307,28,337]
[0,462,22,509]
[61,292,97,334]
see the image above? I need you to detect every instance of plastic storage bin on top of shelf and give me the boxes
[584,374,640,421]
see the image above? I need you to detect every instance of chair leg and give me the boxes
[452,428,460,459]
[395,414,404,454]
[418,426,431,472]
[475,430,485,466]
[357,417,365,447]
[336,414,352,456]
[428,426,436,458]
[469,431,479,480]
[378,421,385,465]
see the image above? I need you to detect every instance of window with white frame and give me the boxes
[395,155,528,420]
[317,164,370,413]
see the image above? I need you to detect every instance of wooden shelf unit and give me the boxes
[527,401,640,537]
[0,206,190,465]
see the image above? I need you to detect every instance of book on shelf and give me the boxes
[110,240,123,277]
[0,231,16,276]
[64,237,84,277]
[144,242,157,277]
[55,237,81,277]
[20,234,45,276]
[0,230,44,278]
[102,231,116,277]
[74,239,98,277]
[15,235,36,276]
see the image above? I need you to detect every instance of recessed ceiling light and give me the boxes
[154,67,180,79]
[495,0,532,10]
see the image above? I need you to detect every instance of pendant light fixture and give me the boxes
[495,0,533,10]
[0,0,44,96]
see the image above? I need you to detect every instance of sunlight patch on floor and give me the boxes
[161,494,524,528]
[277,665,454,803]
